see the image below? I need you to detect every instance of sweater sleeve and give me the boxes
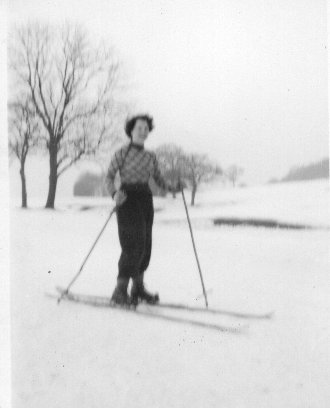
[151,153,168,191]
[106,148,124,198]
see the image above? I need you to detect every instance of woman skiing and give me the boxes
[107,114,176,306]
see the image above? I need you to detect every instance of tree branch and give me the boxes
[36,60,52,128]
[57,150,84,177]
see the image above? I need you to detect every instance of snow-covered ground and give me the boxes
[10,179,330,407]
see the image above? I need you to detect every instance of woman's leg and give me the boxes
[131,193,158,304]
[111,194,146,304]
[117,194,146,281]
[138,194,154,275]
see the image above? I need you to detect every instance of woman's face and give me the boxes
[131,119,150,144]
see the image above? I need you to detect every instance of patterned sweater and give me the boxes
[106,142,168,197]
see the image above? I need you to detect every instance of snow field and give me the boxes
[10,179,330,407]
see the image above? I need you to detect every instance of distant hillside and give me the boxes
[269,158,329,184]
[282,158,329,182]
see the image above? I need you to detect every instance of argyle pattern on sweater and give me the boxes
[106,143,167,197]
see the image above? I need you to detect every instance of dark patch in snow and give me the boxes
[213,218,314,230]
[80,205,93,211]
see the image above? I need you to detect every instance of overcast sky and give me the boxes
[7,0,328,197]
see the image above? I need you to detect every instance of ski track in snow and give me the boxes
[10,180,330,408]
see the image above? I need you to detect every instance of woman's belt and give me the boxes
[120,183,151,194]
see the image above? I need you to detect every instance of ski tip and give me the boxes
[44,291,66,305]
[265,311,275,319]
[56,286,65,294]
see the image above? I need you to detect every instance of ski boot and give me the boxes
[110,278,131,307]
[130,274,159,306]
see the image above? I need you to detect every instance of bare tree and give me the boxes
[92,103,131,173]
[225,165,244,187]
[9,22,123,208]
[8,97,40,208]
[182,153,222,206]
[155,144,185,198]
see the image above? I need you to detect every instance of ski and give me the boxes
[55,286,273,320]
[51,287,245,334]
[152,302,274,320]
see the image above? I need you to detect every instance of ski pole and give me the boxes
[57,143,133,304]
[180,187,208,308]
[57,206,117,304]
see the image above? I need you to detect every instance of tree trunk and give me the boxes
[45,145,58,209]
[20,165,27,208]
[170,177,176,198]
[191,184,197,206]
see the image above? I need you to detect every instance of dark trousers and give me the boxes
[116,186,154,281]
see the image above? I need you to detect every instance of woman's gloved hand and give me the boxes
[113,190,127,207]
